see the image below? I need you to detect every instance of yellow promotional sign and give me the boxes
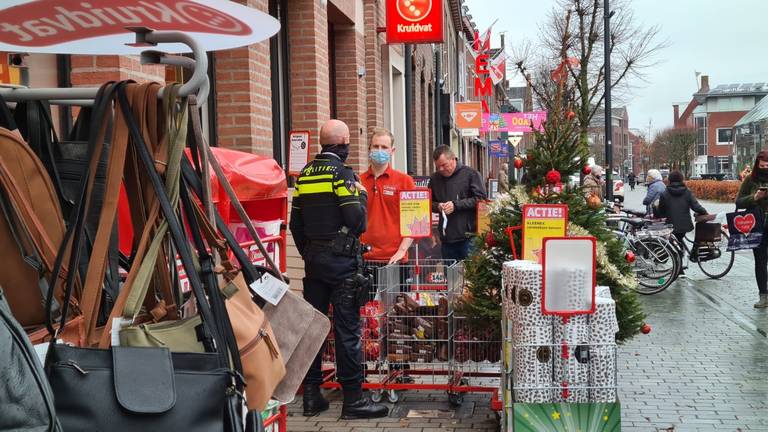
[476,200,492,234]
[521,204,568,262]
[399,189,432,239]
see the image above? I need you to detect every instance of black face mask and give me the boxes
[321,144,349,163]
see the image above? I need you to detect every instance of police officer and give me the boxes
[290,119,389,419]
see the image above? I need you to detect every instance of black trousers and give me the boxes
[302,245,363,389]
[754,240,768,295]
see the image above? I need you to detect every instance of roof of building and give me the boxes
[735,94,768,126]
[696,83,768,98]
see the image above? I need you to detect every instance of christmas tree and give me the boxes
[458,15,645,341]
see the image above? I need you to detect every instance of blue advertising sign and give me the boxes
[489,140,508,158]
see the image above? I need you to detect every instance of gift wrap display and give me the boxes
[503,261,619,405]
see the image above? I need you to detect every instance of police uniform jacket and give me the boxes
[289,152,368,257]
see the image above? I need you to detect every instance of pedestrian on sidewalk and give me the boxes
[643,169,666,217]
[429,145,487,262]
[498,162,510,195]
[628,172,636,190]
[582,164,604,200]
[657,170,708,275]
[736,150,768,308]
[289,119,389,419]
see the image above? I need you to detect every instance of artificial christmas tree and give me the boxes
[458,15,644,341]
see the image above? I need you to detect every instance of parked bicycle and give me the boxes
[606,203,734,294]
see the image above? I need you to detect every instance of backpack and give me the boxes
[0,287,61,431]
[0,127,70,330]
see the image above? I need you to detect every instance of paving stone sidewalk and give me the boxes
[284,191,768,432]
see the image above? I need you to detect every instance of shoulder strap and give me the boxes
[188,98,285,283]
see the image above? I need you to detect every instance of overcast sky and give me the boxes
[464,0,768,138]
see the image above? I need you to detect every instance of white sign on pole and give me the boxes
[288,130,310,177]
[507,133,523,148]
[461,128,480,137]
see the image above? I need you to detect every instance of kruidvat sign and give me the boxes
[0,0,280,54]
[386,0,444,44]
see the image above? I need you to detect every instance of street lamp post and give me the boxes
[603,0,614,201]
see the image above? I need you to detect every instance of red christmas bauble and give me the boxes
[514,158,524,169]
[641,323,652,334]
[582,165,592,175]
[545,169,561,185]
[625,250,636,263]
[566,110,576,120]
[485,231,497,247]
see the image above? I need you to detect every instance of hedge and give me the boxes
[686,180,741,203]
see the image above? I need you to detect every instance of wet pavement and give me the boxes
[619,185,768,431]
[286,186,768,431]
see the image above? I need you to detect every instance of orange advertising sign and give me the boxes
[455,102,482,129]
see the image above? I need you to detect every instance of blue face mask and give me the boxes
[370,149,391,165]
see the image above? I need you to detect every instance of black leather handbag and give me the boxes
[43,82,245,432]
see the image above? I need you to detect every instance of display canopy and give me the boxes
[0,0,280,54]
[541,237,596,316]
[184,147,287,201]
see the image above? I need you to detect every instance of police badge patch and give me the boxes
[345,180,357,194]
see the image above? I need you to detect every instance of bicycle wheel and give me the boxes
[696,230,735,279]
[632,237,679,295]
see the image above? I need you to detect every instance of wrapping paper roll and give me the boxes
[553,315,590,403]
[512,263,550,328]
[512,345,554,402]
[596,285,612,299]
[589,345,617,402]
[590,297,619,344]
[502,262,517,323]
[564,267,588,312]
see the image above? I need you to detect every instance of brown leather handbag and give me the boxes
[0,127,84,344]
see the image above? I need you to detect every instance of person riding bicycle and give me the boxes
[657,171,708,275]
[643,169,666,217]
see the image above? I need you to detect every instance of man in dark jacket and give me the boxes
[657,170,708,275]
[428,145,487,261]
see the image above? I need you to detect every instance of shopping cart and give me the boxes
[452,315,504,409]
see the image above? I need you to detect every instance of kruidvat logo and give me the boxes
[396,0,432,23]
[0,0,251,47]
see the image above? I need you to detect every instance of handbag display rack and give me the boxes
[0,28,326,432]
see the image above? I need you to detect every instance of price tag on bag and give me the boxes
[250,272,289,306]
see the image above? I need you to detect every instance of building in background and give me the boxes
[588,106,630,176]
[675,75,768,176]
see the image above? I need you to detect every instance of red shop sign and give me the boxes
[386,0,444,44]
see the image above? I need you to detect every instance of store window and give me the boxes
[716,127,733,145]
[695,115,707,156]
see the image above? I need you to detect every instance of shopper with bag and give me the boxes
[736,150,768,308]
[643,169,666,217]
[657,170,708,275]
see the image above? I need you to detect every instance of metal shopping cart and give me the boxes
[319,263,394,395]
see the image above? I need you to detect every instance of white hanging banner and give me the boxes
[0,0,280,54]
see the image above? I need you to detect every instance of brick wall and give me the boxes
[333,25,367,172]
[285,0,331,291]
[288,0,330,147]
[708,111,745,157]
[364,0,385,132]
[70,55,165,87]
[215,0,273,156]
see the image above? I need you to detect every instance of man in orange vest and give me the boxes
[360,127,416,265]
